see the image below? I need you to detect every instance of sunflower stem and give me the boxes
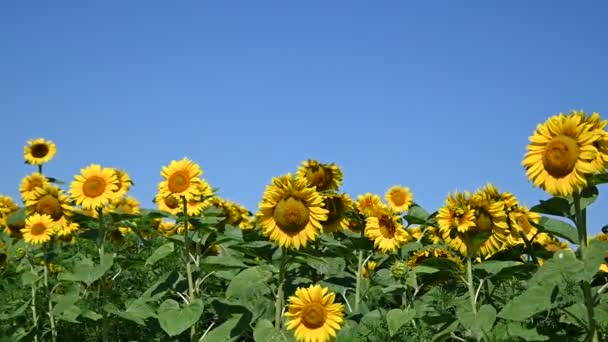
[44,264,57,342]
[37,164,42,174]
[182,196,196,340]
[355,250,363,313]
[573,193,598,342]
[31,273,39,342]
[96,208,109,342]
[275,248,287,329]
[521,233,539,265]
[466,254,477,315]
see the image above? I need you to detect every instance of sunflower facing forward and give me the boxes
[26,185,72,220]
[158,158,203,201]
[21,213,56,245]
[296,159,343,191]
[24,138,57,165]
[523,112,602,196]
[258,174,328,249]
[285,284,344,342]
[365,206,411,254]
[385,185,413,212]
[70,164,119,210]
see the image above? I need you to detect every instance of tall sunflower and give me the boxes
[385,185,413,212]
[365,206,410,254]
[26,185,72,220]
[571,111,608,171]
[19,173,50,201]
[158,158,203,201]
[24,138,57,165]
[258,174,328,249]
[111,169,132,199]
[356,193,383,217]
[285,284,344,342]
[296,159,343,191]
[21,213,56,245]
[523,113,602,196]
[70,164,119,210]
[321,193,353,233]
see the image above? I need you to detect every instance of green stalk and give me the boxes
[31,279,38,342]
[96,208,109,342]
[182,197,196,340]
[275,248,287,329]
[466,253,477,315]
[354,250,363,313]
[38,164,42,174]
[44,264,57,342]
[573,193,598,342]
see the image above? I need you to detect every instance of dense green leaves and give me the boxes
[157,299,204,336]
[536,217,578,243]
[145,242,174,266]
[58,253,114,286]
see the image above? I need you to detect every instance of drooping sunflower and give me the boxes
[284,284,344,342]
[258,174,328,249]
[523,113,602,196]
[158,158,203,201]
[385,185,413,212]
[70,164,119,210]
[365,206,411,254]
[321,193,354,234]
[407,247,464,270]
[26,185,72,221]
[356,193,383,217]
[111,169,132,199]
[21,213,56,245]
[24,138,57,165]
[296,159,343,191]
[109,196,141,214]
[223,200,253,229]
[19,173,50,201]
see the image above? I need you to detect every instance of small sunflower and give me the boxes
[26,185,72,221]
[285,284,344,342]
[223,200,252,229]
[361,260,377,279]
[109,196,141,214]
[385,185,413,212]
[571,111,608,171]
[70,164,119,210]
[258,174,328,249]
[407,247,464,270]
[21,213,56,245]
[24,138,57,165]
[0,195,19,219]
[523,112,602,196]
[111,169,132,199]
[356,193,383,217]
[321,193,354,233]
[54,217,79,238]
[19,173,50,201]
[365,206,410,254]
[436,191,476,234]
[158,158,203,201]
[506,206,541,246]
[296,159,343,191]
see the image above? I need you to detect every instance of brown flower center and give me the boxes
[36,195,63,220]
[167,171,190,194]
[389,190,407,206]
[164,195,180,209]
[323,197,343,225]
[542,135,579,178]
[273,197,310,233]
[301,303,326,329]
[82,176,107,198]
[476,210,492,232]
[305,166,330,190]
[31,143,49,158]
[378,215,396,238]
[30,223,47,236]
[27,178,44,191]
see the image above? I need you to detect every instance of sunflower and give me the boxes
[535,233,569,252]
[296,159,343,191]
[158,158,203,201]
[385,185,413,212]
[523,113,602,196]
[571,111,608,171]
[19,173,50,201]
[26,185,72,220]
[407,225,423,241]
[258,174,328,249]
[223,200,253,229]
[436,191,476,234]
[111,169,132,199]
[109,196,140,214]
[365,206,411,254]
[285,284,344,342]
[407,247,464,270]
[361,260,377,279]
[0,195,19,219]
[54,217,79,238]
[506,206,541,246]
[21,213,56,245]
[321,193,354,233]
[24,138,56,165]
[70,164,119,210]
[356,193,383,217]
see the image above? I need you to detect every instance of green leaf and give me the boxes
[6,208,25,226]
[498,284,555,321]
[253,319,293,342]
[507,322,549,341]
[157,298,204,337]
[225,266,273,320]
[0,300,31,320]
[56,305,81,323]
[52,293,80,316]
[202,314,249,342]
[473,261,524,276]
[104,303,146,326]
[583,239,608,281]
[145,242,174,266]
[201,256,247,271]
[536,217,578,244]
[588,173,608,186]
[407,204,430,221]
[58,254,114,286]
[21,270,39,286]
[475,305,496,335]
[386,308,415,337]
[578,185,599,210]
[303,256,346,276]
[81,310,102,321]
[531,197,571,218]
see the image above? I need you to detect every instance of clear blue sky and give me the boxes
[1,1,607,235]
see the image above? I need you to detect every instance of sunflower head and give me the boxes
[296,159,343,191]
[109,196,141,214]
[54,217,79,238]
[158,158,203,200]
[19,173,50,201]
[70,164,119,210]
[284,284,344,342]
[407,247,463,270]
[258,174,328,250]
[361,260,377,279]
[365,206,410,254]
[356,193,383,217]
[21,213,56,245]
[26,185,72,221]
[24,138,57,165]
[111,169,132,199]
[321,193,354,234]
[385,185,413,212]
[571,110,608,171]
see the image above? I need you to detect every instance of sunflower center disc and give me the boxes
[301,303,326,329]
[306,167,328,189]
[83,176,106,198]
[168,171,190,193]
[324,197,343,225]
[389,190,406,206]
[542,135,579,178]
[164,195,180,209]
[30,223,47,236]
[28,178,44,191]
[378,216,396,238]
[273,197,310,233]
[31,143,49,158]
[476,211,492,232]
[36,195,62,220]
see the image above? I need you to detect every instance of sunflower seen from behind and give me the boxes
[258,174,328,249]
[19,173,50,201]
[70,164,119,210]
[385,185,413,212]
[285,284,344,342]
[296,159,343,191]
[158,158,203,201]
[24,138,57,166]
[21,213,56,245]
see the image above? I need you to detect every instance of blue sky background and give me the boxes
[1,1,607,235]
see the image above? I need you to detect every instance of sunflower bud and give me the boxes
[391,261,408,279]
[15,248,26,259]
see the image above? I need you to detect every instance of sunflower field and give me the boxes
[1,110,608,342]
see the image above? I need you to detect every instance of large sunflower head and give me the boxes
[24,138,57,165]
[258,174,328,250]
[26,185,72,221]
[19,173,50,202]
[111,169,132,199]
[70,164,119,210]
[523,112,603,196]
[385,185,413,212]
[296,159,343,191]
[365,206,411,254]
[321,193,354,234]
[284,284,344,342]
[356,193,383,217]
[21,213,56,245]
[158,158,203,200]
